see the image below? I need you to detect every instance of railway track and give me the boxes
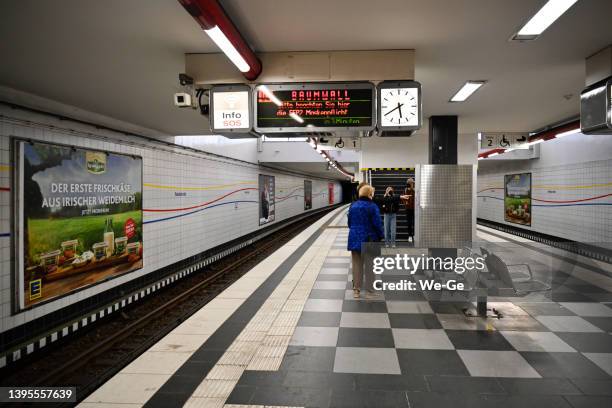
[0,208,334,407]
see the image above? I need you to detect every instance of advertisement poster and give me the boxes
[304,180,312,210]
[328,182,335,205]
[16,140,143,309]
[504,173,531,226]
[259,174,275,225]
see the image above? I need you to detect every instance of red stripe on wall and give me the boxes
[143,188,258,212]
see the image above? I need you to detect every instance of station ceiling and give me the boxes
[1,0,611,137]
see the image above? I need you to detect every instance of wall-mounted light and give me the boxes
[526,139,544,146]
[177,0,262,80]
[555,128,580,138]
[204,26,250,72]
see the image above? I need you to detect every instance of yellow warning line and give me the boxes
[533,182,612,190]
[360,167,415,171]
[143,181,256,191]
[482,182,612,191]
[484,182,612,190]
[0,165,10,171]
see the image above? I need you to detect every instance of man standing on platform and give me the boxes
[403,178,415,243]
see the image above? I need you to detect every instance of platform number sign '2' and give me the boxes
[480,132,530,150]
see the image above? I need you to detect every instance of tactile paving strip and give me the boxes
[207,365,245,380]
[184,229,338,407]
[192,379,239,398]
[184,397,226,408]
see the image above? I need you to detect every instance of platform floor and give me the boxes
[81,207,612,408]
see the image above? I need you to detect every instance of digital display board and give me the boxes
[254,82,375,133]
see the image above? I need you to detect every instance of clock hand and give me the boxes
[383,103,404,116]
[384,104,400,116]
[398,102,403,118]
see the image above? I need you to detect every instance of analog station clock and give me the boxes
[377,81,422,132]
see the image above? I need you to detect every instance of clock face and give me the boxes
[379,87,419,127]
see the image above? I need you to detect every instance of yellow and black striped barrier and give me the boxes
[360,167,415,171]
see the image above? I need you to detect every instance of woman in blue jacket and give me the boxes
[348,184,384,299]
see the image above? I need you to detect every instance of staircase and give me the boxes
[370,169,415,242]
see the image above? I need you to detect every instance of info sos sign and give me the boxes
[210,85,252,133]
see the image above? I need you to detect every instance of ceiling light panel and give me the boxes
[513,0,579,40]
[450,81,486,102]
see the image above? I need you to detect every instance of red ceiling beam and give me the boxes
[178,0,262,81]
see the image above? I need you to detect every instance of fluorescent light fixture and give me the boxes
[527,139,544,146]
[259,85,282,106]
[513,0,579,40]
[204,26,250,72]
[555,128,580,138]
[488,152,499,157]
[450,81,486,102]
[289,112,304,123]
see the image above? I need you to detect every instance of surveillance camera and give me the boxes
[174,92,192,108]
[179,73,194,86]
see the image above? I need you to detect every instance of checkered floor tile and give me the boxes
[227,235,612,407]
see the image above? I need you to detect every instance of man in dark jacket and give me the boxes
[403,178,416,242]
[348,184,384,299]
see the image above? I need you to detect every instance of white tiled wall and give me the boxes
[477,158,612,244]
[0,108,341,333]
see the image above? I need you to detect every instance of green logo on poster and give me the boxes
[86,151,106,174]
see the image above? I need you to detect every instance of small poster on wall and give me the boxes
[259,174,275,225]
[304,180,312,210]
[504,173,532,226]
[328,182,335,205]
[15,140,143,309]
